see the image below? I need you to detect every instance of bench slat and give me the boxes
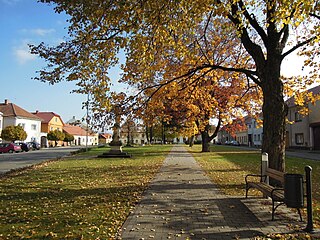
[247,182,284,201]
[265,168,285,184]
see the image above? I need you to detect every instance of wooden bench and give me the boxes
[245,167,302,221]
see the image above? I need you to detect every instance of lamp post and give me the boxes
[86,92,90,152]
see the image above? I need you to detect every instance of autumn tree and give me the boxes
[64,133,75,145]
[1,125,27,142]
[31,0,320,171]
[47,130,65,147]
[140,72,261,152]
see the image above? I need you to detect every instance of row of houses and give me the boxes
[217,85,320,150]
[0,99,112,147]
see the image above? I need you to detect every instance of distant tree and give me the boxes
[64,133,75,145]
[47,130,65,146]
[1,125,27,142]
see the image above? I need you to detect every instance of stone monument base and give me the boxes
[97,145,131,158]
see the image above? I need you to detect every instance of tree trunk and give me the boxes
[189,135,195,147]
[146,126,150,144]
[162,123,166,144]
[149,126,154,144]
[260,57,287,172]
[201,119,221,152]
[201,131,210,152]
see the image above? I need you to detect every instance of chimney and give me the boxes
[4,99,9,105]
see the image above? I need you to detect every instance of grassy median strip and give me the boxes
[190,144,320,227]
[0,145,172,239]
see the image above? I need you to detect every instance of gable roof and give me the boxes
[286,85,320,107]
[99,133,112,139]
[63,124,95,136]
[0,100,42,121]
[32,111,65,125]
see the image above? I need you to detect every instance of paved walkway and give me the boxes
[119,146,304,239]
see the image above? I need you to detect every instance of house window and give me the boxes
[19,123,25,130]
[295,133,304,145]
[31,124,37,131]
[55,117,58,122]
[295,112,302,122]
[257,134,260,141]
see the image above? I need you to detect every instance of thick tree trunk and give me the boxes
[189,135,195,147]
[260,59,287,172]
[201,131,210,152]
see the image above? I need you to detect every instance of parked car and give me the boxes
[0,143,22,153]
[224,141,231,145]
[18,142,32,152]
[27,142,41,150]
[230,140,240,146]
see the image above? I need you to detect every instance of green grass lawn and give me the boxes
[0,145,172,239]
[190,144,320,228]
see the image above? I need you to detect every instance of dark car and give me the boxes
[28,142,41,150]
[0,143,22,153]
[18,142,32,152]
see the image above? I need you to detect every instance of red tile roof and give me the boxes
[0,100,42,121]
[63,124,95,136]
[32,111,64,125]
[99,133,112,139]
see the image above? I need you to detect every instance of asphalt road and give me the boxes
[0,147,82,174]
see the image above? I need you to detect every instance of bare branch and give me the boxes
[238,0,268,44]
[282,36,318,59]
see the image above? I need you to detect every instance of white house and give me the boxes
[120,121,148,145]
[63,124,98,146]
[0,100,42,143]
[246,116,263,147]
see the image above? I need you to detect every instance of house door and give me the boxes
[41,136,47,148]
[313,127,320,150]
[248,134,252,147]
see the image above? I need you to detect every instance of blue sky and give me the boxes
[0,0,103,123]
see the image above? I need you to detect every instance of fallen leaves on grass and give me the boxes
[0,145,171,239]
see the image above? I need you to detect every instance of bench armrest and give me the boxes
[245,174,266,184]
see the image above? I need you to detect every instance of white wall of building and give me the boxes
[73,134,99,146]
[3,117,42,143]
[247,118,263,147]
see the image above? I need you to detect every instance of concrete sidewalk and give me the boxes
[119,145,304,239]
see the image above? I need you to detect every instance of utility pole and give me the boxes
[86,93,90,152]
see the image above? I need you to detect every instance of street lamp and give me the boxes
[86,92,90,152]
